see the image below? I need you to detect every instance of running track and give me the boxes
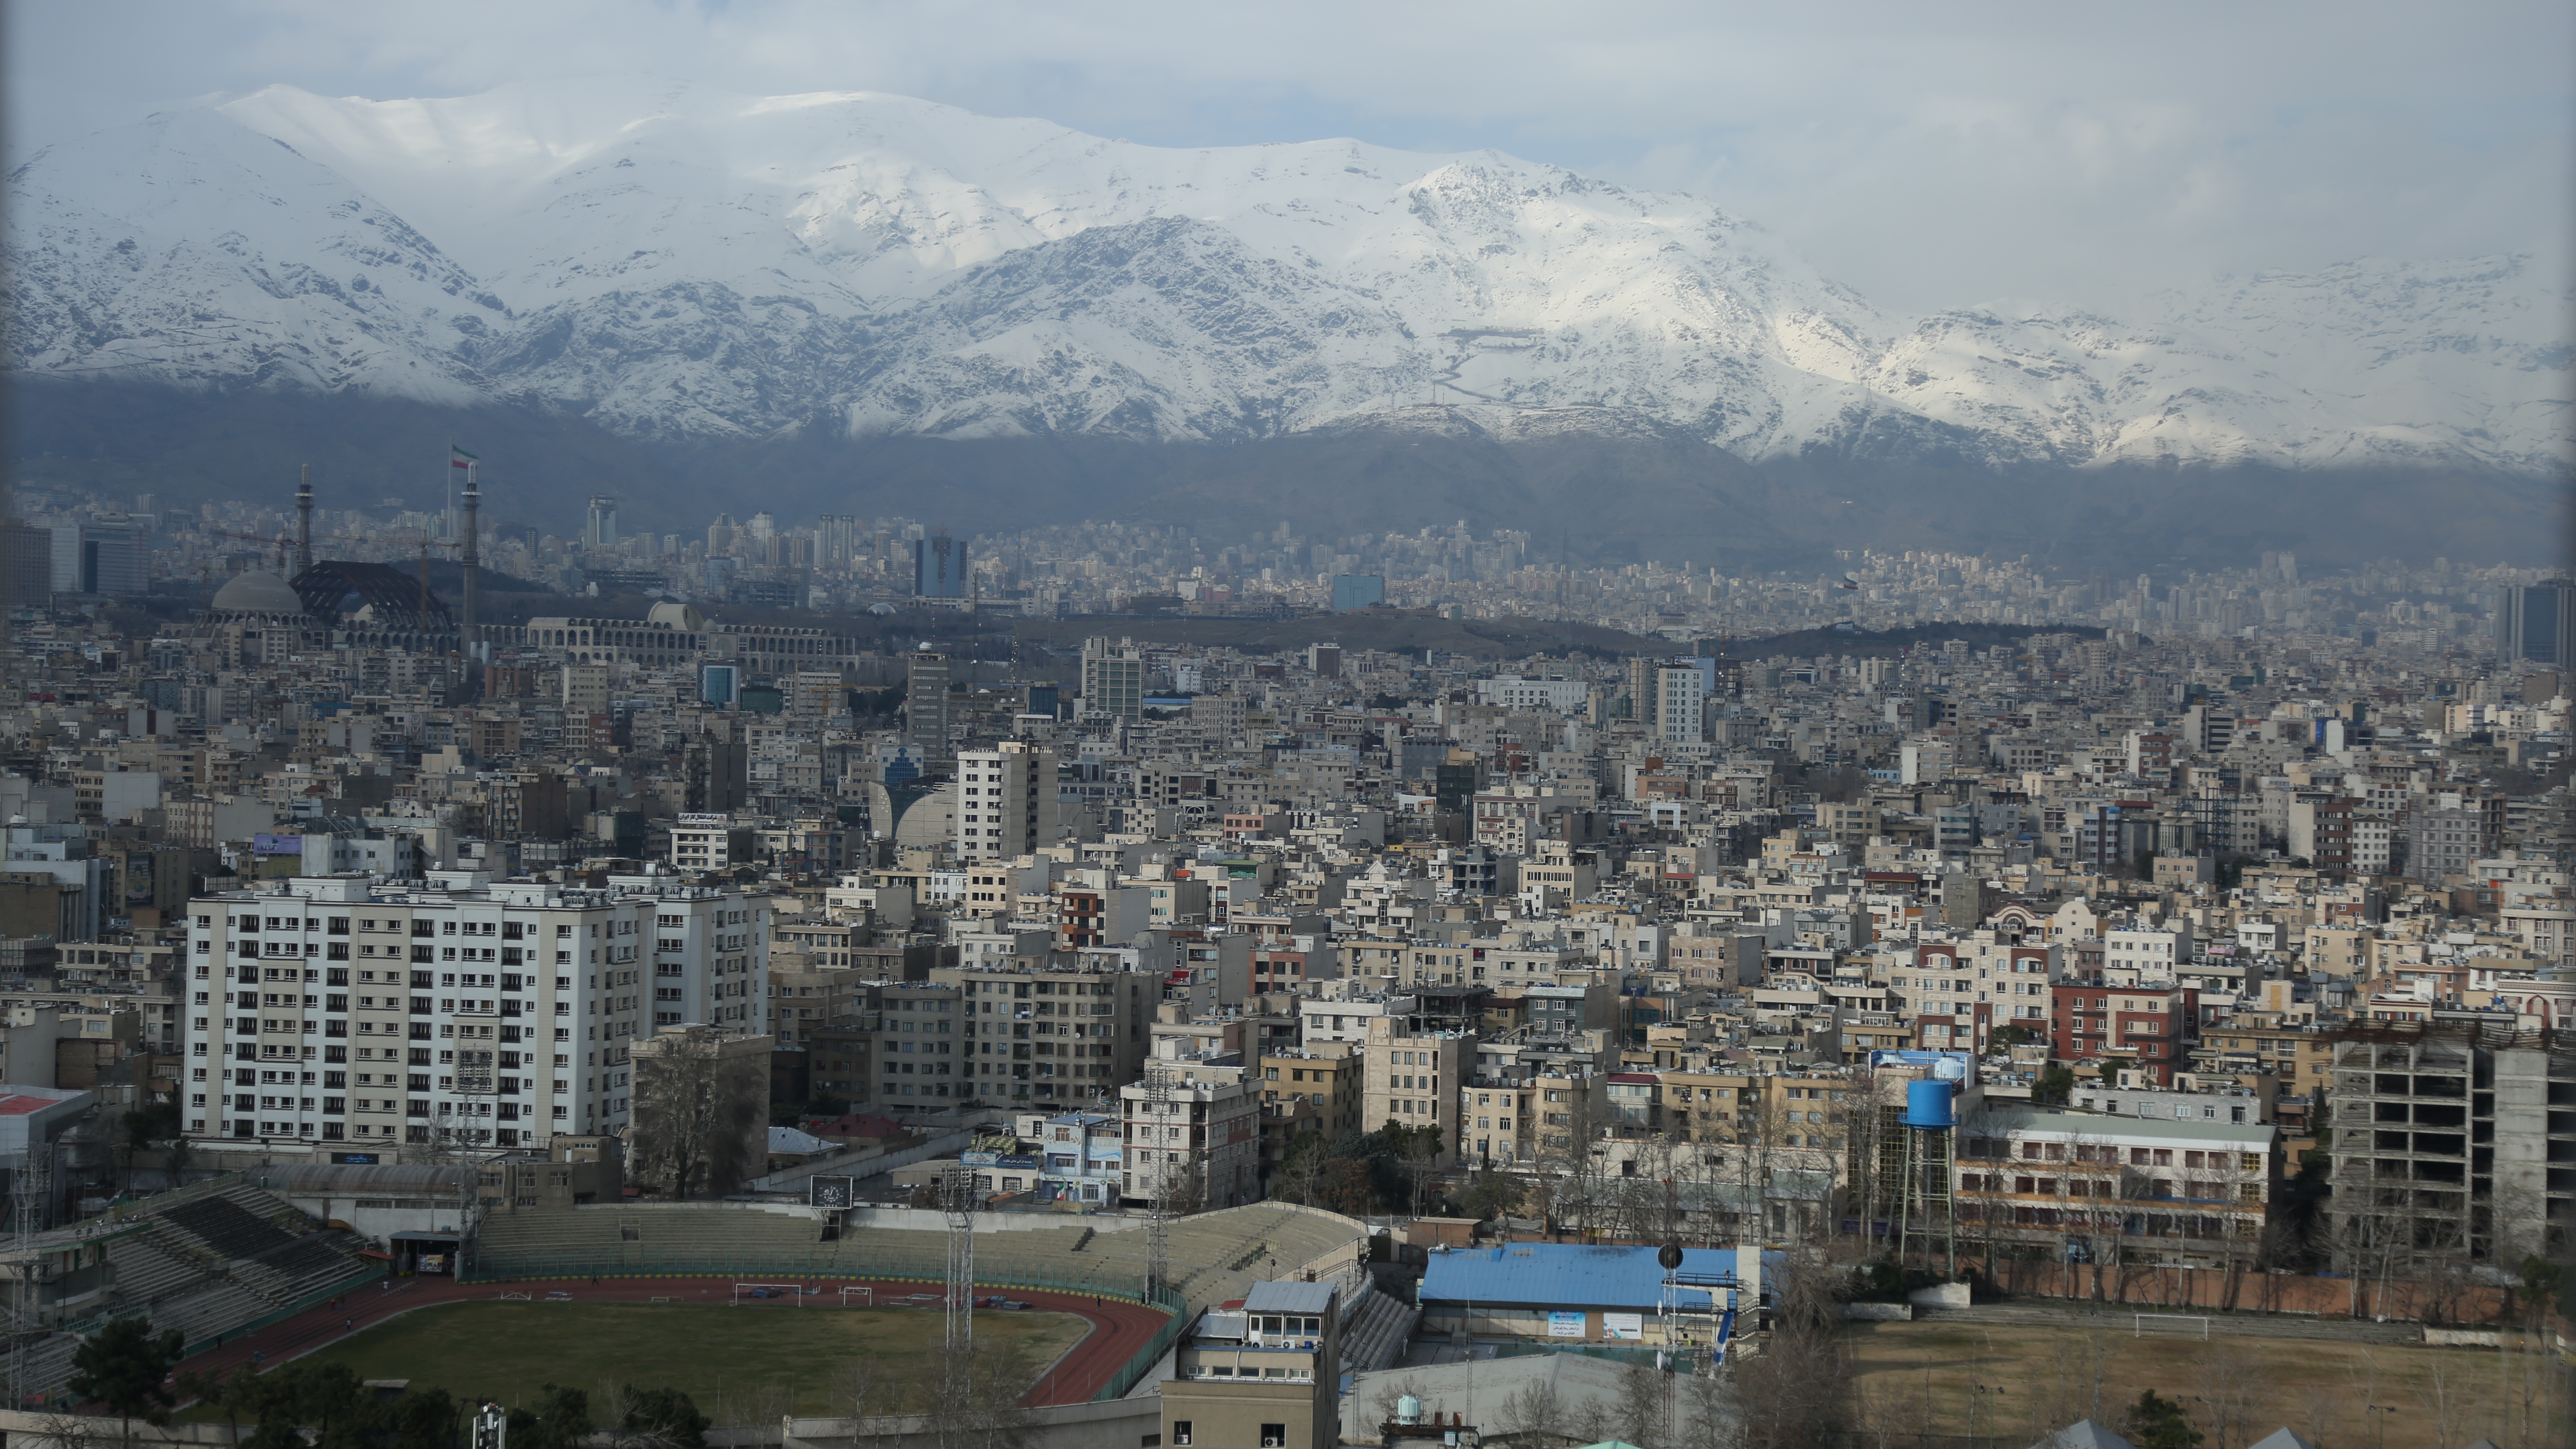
[172,1276,1167,1408]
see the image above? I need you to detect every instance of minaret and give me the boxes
[294,466,314,573]
[459,473,481,660]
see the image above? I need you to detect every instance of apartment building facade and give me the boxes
[932,962,1159,1109]
[1121,1068,1262,1209]
[954,741,1059,863]
[182,873,767,1152]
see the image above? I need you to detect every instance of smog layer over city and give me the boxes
[0,5,2571,1449]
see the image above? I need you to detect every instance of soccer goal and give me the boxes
[839,1287,874,1306]
[732,1282,806,1306]
[2134,1313,2209,1339]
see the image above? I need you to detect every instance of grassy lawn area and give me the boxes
[216,1302,1088,1422]
[1841,1321,2564,1449]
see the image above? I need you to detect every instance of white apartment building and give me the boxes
[1297,993,1416,1047]
[955,742,1059,862]
[182,872,767,1153]
[1120,1066,1261,1209]
[1473,677,1590,713]
[1651,664,1706,745]
[669,816,754,871]
[2104,925,2193,983]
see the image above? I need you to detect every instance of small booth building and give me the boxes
[1164,1279,1341,1449]
[1416,1242,1766,1351]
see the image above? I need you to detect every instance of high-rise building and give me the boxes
[953,741,1059,862]
[2496,580,2575,666]
[1651,662,1706,743]
[181,873,769,1152]
[1330,574,1384,612]
[583,495,619,552]
[905,651,952,765]
[914,533,968,599]
[0,522,50,604]
[49,518,145,596]
[816,513,859,567]
[1081,636,1145,723]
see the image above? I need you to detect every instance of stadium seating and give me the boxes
[466,1199,1368,1316]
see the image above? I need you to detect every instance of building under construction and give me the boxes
[2326,1020,2575,1268]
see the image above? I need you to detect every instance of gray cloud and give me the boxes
[7,0,2569,313]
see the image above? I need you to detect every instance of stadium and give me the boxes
[0,1176,1396,1417]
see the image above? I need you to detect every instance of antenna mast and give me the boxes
[943,1161,977,1349]
[7,1137,49,1408]
[1144,1063,1173,1306]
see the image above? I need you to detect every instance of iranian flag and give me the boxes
[450,444,479,470]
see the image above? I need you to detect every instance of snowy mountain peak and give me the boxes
[6,80,2568,474]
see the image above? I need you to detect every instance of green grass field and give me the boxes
[226,1301,1089,1422]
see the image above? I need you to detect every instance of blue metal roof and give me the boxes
[1419,1243,1741,1312]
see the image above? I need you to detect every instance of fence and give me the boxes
[1974,1254,2514,1324]
[460,1245,1148,1301]
[1090,1287,1186,1402]
[1489,1342,1703,1374]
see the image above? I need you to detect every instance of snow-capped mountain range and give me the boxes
[8,76,2570,476]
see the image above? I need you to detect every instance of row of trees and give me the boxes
[63,1318,712,1449]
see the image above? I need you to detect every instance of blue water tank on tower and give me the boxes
[1903,1079,1956,1129]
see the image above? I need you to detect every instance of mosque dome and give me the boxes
[212,570,304,615]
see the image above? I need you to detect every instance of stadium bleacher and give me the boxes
[466,1199,1368,1317]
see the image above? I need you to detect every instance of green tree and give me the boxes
[380,1385,465,1449]
[2517,1253,2562,1320]
[508,1384,594,1449]
[2034,1065,2077,1105]
[1460,1169,1526,1221]
[1986,1024,2036,1055]
[68,1317,185,1441]
[619,1385,710,1449]
[2124,1389,2205,1449]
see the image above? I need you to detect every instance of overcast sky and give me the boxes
[7,0,2570,314]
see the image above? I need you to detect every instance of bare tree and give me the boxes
[1677,1370,1733,1449]
[628,1026,766,1199]
[918,1341,1034,1449]
[2295,1375,2344,1449]
[1724,1252,1853,1449]
[1732,1086,1797,1247]
[2409,1347,2481,1449]
[2195,1341,2272,1449]
[831,1354,885,1424]
[1496,1374,1573,1445]
[1611,1358,1668,1449]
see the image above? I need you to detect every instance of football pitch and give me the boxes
[250,1300,1089,1421]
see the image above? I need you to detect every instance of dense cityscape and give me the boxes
[3,3,2570,1445]
[0,467,2566,1447]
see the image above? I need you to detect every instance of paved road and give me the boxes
[175,1276,1165,1408]
[1912,1301,2425,1344]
